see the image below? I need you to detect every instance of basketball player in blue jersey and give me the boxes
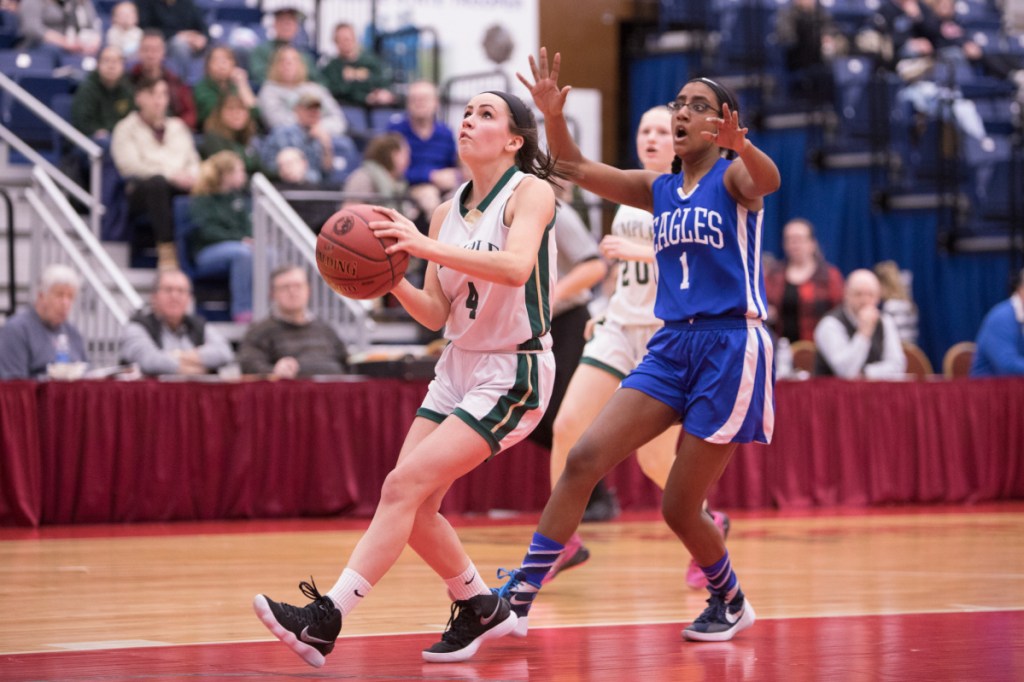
[252,90,564,667]
[541,105,730,594]
[495,48,781,643]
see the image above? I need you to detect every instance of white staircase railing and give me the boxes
[26,167,142,367]
[251,173,374,350]
[0,71,104,236]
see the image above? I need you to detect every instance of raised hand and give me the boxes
[702,103,748,155]
[516,47,572,118]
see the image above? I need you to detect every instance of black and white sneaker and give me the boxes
[253,579,342,668]
[422,593,518,663]
[682,588,756,642]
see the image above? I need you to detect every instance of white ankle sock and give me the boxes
[444,563,490,602]
[327,568,372,616]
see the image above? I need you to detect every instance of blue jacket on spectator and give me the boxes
[970,294,1024,377]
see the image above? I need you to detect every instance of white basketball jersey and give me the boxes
[437,167,557,352]
[604,204,660,327]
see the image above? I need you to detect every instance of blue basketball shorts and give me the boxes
[620,318,775,444]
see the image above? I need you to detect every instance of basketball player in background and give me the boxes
[253,90,563,667]
[495,48,780,643]
[541,106,731,592]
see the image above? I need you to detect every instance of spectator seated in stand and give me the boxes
[321,22,397,108]
[189,151,255,323]
[105,1,142,60]
[970,267,1024,376]
[247,5,320,88]
[874,259,919,344]
[69,44,134,240]
[200,92,266,176]
[0,264,88,380]
[386,79,461,224]
[70,45,133,143]
[119,269,234,376]
[17,0,101,57]
[260,93,336,185]
[858,0,989,141]
[193,45,258,131]
[271,147,338,231]
[257,45,358,179]
[129,30,199,130]
[774,0,847,104]
[134,0,209,79]
[238,265,348,378]
[110,76,201,270]
[814,268,907,379]
[342,131,412,210]
[764,217,845,344]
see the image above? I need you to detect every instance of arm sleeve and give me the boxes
[863,315,908,379]
[976,309,1024,375]
[814,316,870,378]
[196,325,234,369]
[120,322,180,375]
[0,324,31,379]
[17,4,47,44]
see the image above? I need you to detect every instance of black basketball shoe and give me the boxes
[422,593,518,663]
[253,579,342,668]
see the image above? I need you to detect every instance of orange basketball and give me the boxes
[315,205,409,300]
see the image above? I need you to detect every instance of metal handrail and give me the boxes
[251,173,372,326]
[0,186,13,316]
[0,71,104,235]
[24,189,128,326]
[32,166,144,311]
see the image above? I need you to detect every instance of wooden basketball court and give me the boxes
[2,504,1022,680]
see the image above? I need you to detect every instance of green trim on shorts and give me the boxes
[453,407,501,457]
[481,353,540,444]
[416,407,446,424]
[579,356,628,381]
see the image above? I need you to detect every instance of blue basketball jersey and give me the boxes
[650,158,767,323]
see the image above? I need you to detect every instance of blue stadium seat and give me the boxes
[0,48,58,74]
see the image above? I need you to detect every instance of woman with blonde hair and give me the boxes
[874,260,919,344]
[189,151,254,322]
[257,45,348,137]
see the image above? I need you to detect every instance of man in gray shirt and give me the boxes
[120,269,233,375]
[0,264,89,379]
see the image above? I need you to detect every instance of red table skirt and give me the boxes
[2,377,1022,527]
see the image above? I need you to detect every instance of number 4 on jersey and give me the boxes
[466,281,479,319]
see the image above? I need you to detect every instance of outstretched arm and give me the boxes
[518,48,659,212]
[712,103,782,207]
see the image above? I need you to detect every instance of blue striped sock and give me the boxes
[520,532,564,587]
[701,550,739,602]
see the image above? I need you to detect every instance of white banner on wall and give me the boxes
[316,0,538,86]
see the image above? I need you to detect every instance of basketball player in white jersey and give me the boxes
[253,90,563,667]
[542,106,730,593]
[497,48,781,644]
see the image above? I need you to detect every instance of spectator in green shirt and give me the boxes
[193,45,258,130]
[321,22,397,107]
